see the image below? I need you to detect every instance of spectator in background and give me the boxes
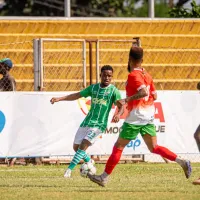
[0,58,16,91]
[0,58,16,166]
[193,82,200,185]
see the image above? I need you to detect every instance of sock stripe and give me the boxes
[73,158,80,163]
[77,149,85,154]
[75,154,83,159]
[68,148,87,170]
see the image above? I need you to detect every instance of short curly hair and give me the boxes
[101,65,113,73]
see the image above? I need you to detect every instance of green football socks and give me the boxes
[68,148,91,170]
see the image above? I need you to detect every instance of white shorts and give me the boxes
[74,127,102,145]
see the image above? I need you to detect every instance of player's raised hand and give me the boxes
[50,97,59,104]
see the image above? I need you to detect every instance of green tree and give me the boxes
[0,0,29,16]
[0,0,196,18]
[73,0,136,17]
[135,0,170,18]
[0,0,64,16]
[169,0,200,18]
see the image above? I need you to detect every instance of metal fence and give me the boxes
[33,38,200,91]
[0,38,198,91]
[34,38,86,91]
[96,39,200,90]
[96,39,140,89]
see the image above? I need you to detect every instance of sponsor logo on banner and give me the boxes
[78,97,91,115]
[78,97,126,120]
[154,102,166,133]
[0,110,5,133]
[126,137,141,150]
[78,98,166,134]
[105,126,122,134]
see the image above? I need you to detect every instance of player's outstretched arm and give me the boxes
[126,87,148,102]
[116,87,148,107]
[50,92,82,104]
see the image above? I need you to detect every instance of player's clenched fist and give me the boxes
[50,97,60,104]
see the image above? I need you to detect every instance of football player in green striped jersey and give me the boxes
[50,65,123,178]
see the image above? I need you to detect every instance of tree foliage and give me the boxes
[169,0,200,18]
[0,0,30,16]
[0,0,198,18]
[1,0,65,16]
[134,1,170,18]
[176,0,190,7]
[0,0,137,17]
[73,0,137,17]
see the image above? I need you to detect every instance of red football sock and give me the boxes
[153,145,177,161]
[105,146,123,175]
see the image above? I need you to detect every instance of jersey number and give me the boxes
[87,131,96,140]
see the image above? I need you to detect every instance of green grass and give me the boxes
[0,163,200,200]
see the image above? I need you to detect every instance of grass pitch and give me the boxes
[0,163,200,200]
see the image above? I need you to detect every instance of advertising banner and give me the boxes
[0,91,199,157]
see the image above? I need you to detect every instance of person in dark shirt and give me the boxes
[0,58,16,166]
[0,58,16,91]
[193,82,200,185]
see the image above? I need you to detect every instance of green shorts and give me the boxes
[119,122,156,140]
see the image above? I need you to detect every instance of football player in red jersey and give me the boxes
[88,46,192,187]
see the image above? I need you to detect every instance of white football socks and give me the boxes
[175,156,185,166]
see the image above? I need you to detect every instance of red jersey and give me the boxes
[125,68,156,125]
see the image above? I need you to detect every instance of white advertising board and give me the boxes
[0,91,199,157]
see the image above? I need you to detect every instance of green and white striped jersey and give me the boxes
[80,83,121,132]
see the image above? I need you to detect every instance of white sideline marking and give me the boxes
[0,166,199,172]
[0,168,65,172]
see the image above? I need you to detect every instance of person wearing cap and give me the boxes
[0,58,16,91]
[0,58,16,166]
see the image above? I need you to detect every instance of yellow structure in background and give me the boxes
[0,19,199,91]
